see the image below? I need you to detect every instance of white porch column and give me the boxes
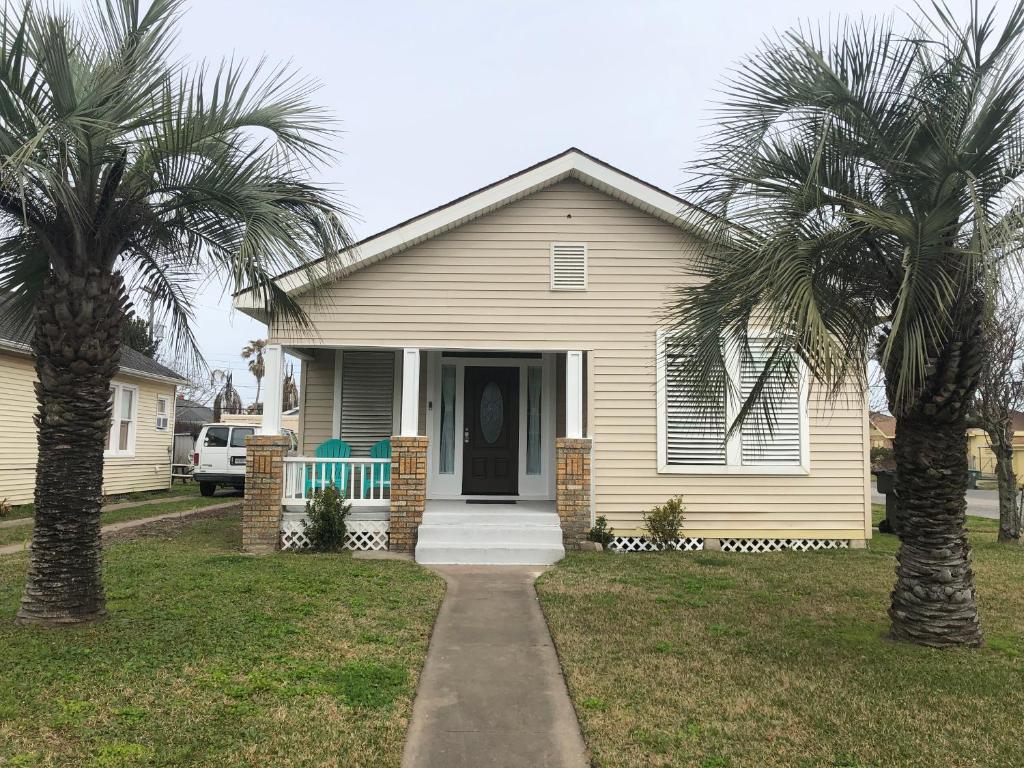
[566,350,584,439]
[400,348,421,436]
[260,343,284,435]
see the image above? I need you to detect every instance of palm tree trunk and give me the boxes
[17,268,126,626]
[990,430,1022,543]
[255,377,261,407]
[889,411,983,647]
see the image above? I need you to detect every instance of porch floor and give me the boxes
[424,499,556,515]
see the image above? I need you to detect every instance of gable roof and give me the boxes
[869,412,896,439]
[0,295,186,385]
[233,147,717,314]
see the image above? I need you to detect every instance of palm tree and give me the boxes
[0,1,350,625]
[282,363,299,411]
[241,339,267,405]
[668,3,1024,647]
[210,369,243,422]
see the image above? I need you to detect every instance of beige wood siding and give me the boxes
[0,349,177,505]
[276,180,870,539]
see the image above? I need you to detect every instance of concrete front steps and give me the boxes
[414,504,565,565]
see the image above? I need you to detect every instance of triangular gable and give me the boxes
[234,148,713,312]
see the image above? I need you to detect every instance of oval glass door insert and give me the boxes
[479,382,504,444]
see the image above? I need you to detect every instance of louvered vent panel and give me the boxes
[341,351,395,456]
[740,341,802,465]
[664,352,727,465]
[550,243,587,290]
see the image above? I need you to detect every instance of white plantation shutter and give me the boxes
[550,243,587,290]
[341,351,395,455]
[740,341,802,465]
[664,352,727,465]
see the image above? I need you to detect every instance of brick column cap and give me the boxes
[245,435,291,448]
[556,437,592,449]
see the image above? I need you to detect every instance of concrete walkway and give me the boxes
[0,501,241,556]
[403,566,588,768]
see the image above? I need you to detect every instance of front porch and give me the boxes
[244,344,592,561]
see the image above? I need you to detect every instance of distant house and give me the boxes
[967,412,1024,478]
[869,412,895,450]
[0,310,186,505]
[174,397,214,439]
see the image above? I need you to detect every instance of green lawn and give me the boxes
[3,483,202,522]
[0,492,240,547]
[0,513,445,767]
[537,512,1024,768]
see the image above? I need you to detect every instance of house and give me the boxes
[0,306,186,505]
[967,412,1024,478]
[218,408,300,434]
[234,148,871,562]
[174,397,214,440]
[869,412,895,450]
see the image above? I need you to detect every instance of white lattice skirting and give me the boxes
[608,536,851,553]
[719,538,851,553]
[280,518,390,552]
[608,536,705,552]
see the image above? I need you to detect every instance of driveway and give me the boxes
[871,488,1000,519]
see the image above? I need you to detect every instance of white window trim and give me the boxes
[156,395,170,431]
[655,330,810,475]
[550,242,588,291]
[106,383,139,458]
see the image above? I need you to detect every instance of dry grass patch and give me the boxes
[0,512,445,767]
[537,515,1024,768]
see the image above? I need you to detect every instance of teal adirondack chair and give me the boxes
[305,439,352,497]
[361,439,392,499]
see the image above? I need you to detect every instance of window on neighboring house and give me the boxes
[106,384,138,457]
[156,395,169,431]
[656,332,807,474]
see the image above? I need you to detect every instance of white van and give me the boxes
[192,423,297,496]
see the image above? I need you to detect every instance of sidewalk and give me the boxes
[0,501,241,556]
[402,566,588,768]
[0,492,204,530]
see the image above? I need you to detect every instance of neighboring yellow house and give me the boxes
[869,412,895,450]
[0,319,185,506]
[967,412,1024,478]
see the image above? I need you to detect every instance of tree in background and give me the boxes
[283,363,299,411]
[241,339,267,405]
[668,3,1024,647]
[210,370,244,422]
[973,296,1024,543]
[120,315,159,358]
[0,0,350,625]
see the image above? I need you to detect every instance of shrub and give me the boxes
[301,486,351,552]
[587,516,615,546]
[870,445,894,466]
[644,497,686,550]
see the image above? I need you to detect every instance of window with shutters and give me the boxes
[340,351,396,455]
[656,332,808,474]
[550,243,587,290]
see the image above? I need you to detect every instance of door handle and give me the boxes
[464,427,470,444]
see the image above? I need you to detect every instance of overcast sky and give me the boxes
[110,0,979,404]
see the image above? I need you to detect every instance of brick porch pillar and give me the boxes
[241,434,289,554]
[389,435,428,553]
[556,437,592,550]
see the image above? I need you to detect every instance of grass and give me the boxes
[0,491,240,547]
[537,508,1024,768]
[0,512,445,767]
[3,483,202,522]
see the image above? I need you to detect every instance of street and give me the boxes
[871,488,1000,520]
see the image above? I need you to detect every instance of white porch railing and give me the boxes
[282,457,391,506]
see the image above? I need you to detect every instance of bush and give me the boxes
[644,497,686,550]
[587,516,615,546]
[870,445,894,466]
[301,486,351,552]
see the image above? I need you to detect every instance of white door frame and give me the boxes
[425,352,556,500]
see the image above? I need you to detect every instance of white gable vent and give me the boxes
[550,243,587,291]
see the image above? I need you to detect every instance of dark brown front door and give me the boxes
[462,366,519,495]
